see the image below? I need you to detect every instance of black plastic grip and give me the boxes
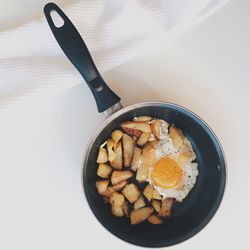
[44,2,121,112]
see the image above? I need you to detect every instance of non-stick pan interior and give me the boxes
[82,103,226,247]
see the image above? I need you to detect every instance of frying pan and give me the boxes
[44,3,226,247]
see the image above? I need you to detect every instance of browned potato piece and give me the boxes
[137,132,151,146]
[152,189,162,200]
[96,147,108,164]
[133,116,153,123]
[111,180,128,191]
[107,139,116,162]
[151,119,169,139]
[143,184,153,201]
[109,192,125,207]
[122,201,130,218]
[125,122,152,133]
[97,163,112,178]
[130,207,154,225]
[158,198,174,218]
[132,136,137,141]
[134,196,146,209]
[110,141,123,169]
[136,164,149,183]
[111,205,124,217]
[122,133,135,167]
[136,144,155,182]
[111,130,123,144]
[179,145,196,163]
[122,183,140,203]
[95,180,109,195]
[102,187,115,197]
[147,215,163,224]
[131,147,142,172]
[149,140,159,148]
[151,119,161,139]
[151,200,161,212]
[121,121,151,138]
[121,127,141,138]
[111,170,133,185]
[169,125,184,148]
[148,133,156,142]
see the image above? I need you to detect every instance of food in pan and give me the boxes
[95,117,199,225]
[147,121,198,202]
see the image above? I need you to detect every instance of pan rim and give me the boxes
[80,101,227,248]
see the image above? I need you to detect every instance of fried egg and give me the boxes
[147,120,198,202]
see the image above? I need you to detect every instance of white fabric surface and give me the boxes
[0,0,228,105]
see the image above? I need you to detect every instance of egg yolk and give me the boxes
[151,157,182,189]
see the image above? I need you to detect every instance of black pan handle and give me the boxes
[44,2,121,113]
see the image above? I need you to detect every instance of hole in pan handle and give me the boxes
[43,2,121,113]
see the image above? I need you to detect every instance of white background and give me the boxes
[0,0,250,249]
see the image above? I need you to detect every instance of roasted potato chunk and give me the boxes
[121,128,141,138]
[95,180,109,195]
[102,187,115,197]
[143,184,153,201]
[109,192,125,207]
[110,141,123,169]
[134,195,146,209]
[131,147,142,172]
[111,180,128,191]
[152,189,162,200]
[136,164,149,183]
[137,132,151,146]
[151,200,161,212]
[121,121,151,138]
[151,119,169,139]
[96,145,108,164]
[151,119,161,139]
[126,121,152,133]
[158,198,174,218]
[130,207,154,225]
[149,140,159,148]
[147,215,163,224]
[136,144,155,182]
[106,139,116,162]
[169,125,184,148]
[97,163,112,178]
[148,132,157,142]
[122,201,130,218]
[179,150,194,163]
[122,133,135,167]
[111,130,123,144]
[111,205,124,217]
[122,183,140,203]
[133,116,153,123]
[111,170,133,185]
